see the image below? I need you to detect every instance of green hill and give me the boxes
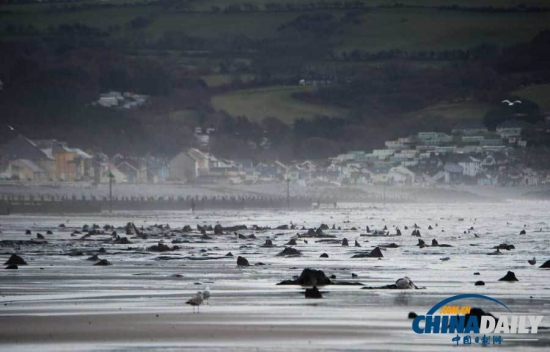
[211,86,348,123]
[514,84,550,112]
[2,2,550,53]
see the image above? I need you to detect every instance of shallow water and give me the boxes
[1,201,550,351]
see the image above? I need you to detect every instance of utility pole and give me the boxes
[108,170,114,214]
[383,177,386,207]
[286,177,290,208]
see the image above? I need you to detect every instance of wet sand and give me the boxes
[1,202,550,351]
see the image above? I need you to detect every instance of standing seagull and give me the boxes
[501,100,522,106]
[203,286,211,305]
[186,291,204,313]
[528,257,537,266]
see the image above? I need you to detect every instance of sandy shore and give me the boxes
[1,204,550,351]
[0,309,397,349]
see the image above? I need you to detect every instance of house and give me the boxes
[0,135,56,180]
[416,132,453,145]
[521,168,539,186]
[235,159,255,173]
[97,91,122,107]
[372,149,395,160]
[116,160,140,183]
[70,148,93,181]
[417,153,443,170]
[369,164,391,184]
[91,153,109,184]
[187,148,211,174]
[477,173,498,186]
[169,150,200,183]
[144,157,169,183]
[96,91,148,109]
[452,121,488,135]
[255,161,288,181]
[458,156,481,177]
[34,139,84,181]
[7,159,48,181]
[385,140,405,150]
[388,166,415,185]
[114,156,149,183]
[481,154,497,168]
[102,166,127,184]
[443,163,464,184]
[496,119,532,139]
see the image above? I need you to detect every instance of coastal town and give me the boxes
[1,117,550,188]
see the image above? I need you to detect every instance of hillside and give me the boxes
[211,86,348,123]
[514,84,550,112]
[2,2,550,52]
[1,0,550,159]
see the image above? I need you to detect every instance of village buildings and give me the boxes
[0,116,548,186]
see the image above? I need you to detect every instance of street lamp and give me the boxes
[108,170,114,214]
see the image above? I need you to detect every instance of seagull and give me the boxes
[203,286,211,305]
[528,257,536,266]
[186,291,204,313]
[6,124,14,131]
[501,100,522,106]
[395,276,414,290]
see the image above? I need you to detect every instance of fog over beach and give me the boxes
[2,182,550,203]
[1,201,550,351]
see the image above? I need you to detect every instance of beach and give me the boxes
[1,202,550,351]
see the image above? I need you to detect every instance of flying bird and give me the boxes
[501,100,522,106]
[186,291,204,313]
[528,257,536,266]
[6,124,14,131]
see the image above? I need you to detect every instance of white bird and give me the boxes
[501,99,522,106]
[203,286,211,305]
[186,291,204,313]
[6,124,14,131]
[528,257,536,266]
[395,276,414,290]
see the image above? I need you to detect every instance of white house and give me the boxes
[458,156,481,177]
[372,149,395,160]
[388,166,415,185]
[416,132,453,145]
[168,148,208,182]
[385,140,405,150]
[452,121,489,135]
[496,119,531,139]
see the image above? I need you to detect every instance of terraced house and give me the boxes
[0,135,93,181]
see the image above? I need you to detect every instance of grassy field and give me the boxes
[1,6,157,32]
[337,8,550,52]
[201,74,255,87]
[2,4,550,51]
[404,101,494,123]
[211,86,348,123]
[178,0,550,11]
[513,84,550,112]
